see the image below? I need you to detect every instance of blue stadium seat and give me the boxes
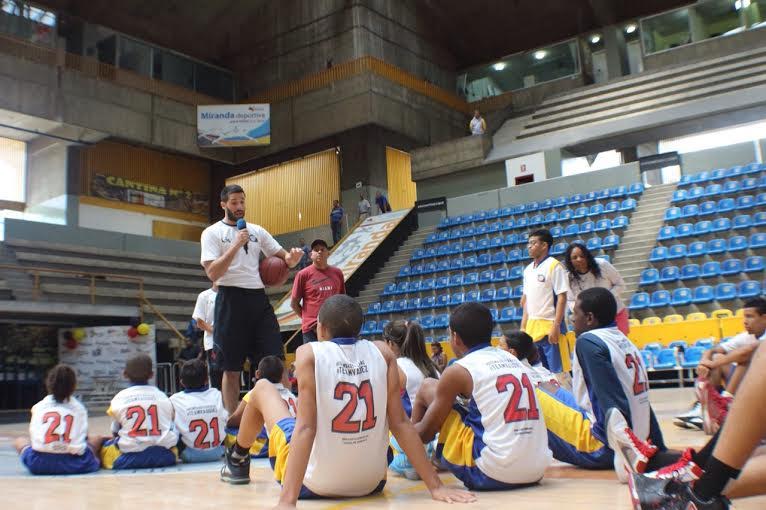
[420,296,436,310]
[569,193,584,205]
[580,220,595,235]
[704,184,723,197]
[640,268,659,286]
[411,248,425,261]
[664,207,681,221]
[732,215,752,230]
[491,251,506,265]
[512,285,524,299]
[612,216,629,229]
[436,231,449,242]
[584,191,597,202]
[694,171,712,184]
[397,266,411,278]
[700,261,721,278]
[564,224,580,237]
[758,192,766,207]
[659,266,680,283]
[746,162,766,174]
[706,238,726,255]
[728,235,748,252]
[744,256,765,273]
[573,206,589,219]
[449,293,464,306]
[604,201,619,214]
[446,274,461,288]
[498,307,515,324]
[681,204,698,218]
[543,212,558,224]
[695,338,715,349]
[540,198,554,210]
[449,258,464,271]
[436,259,450,273]
[602,235,620,250]
[479,270,493,284]
[678,174,693,187]
[650,246,668,262]
[434,276,449,290]
[499,206,513,217]
[529,215,543,227]
[558,209,573,222]
[715,283,737,301]
[671,189,688,202]
[409,264,423,276]
[465,290,479,302]
[650,290,671,308]
[462,240,476,253]
[435,294,449,308]
[668,244,687,260]
[629,292,650,310]
[490,236,504,249]
[420,316,435,330]
[741,177,757,191]
[698,201,716,216]
[422,262,437,275]
[463,255,477,268]
[668,340,687,350]
[628,183,644,195]
[692,285,715,304]
[681,347,705,369]
[685,241,705,258]
[408,280,422,293]
[722,180,740,194]
[394,299,407,312]
[509,266,524,281]
[717,198,735,213]
[495,286,510,301]
[641,350,654,369]
[653,349,677,370]
[680,264,700,281]
[727,165,744,178]
[477,238,490,251]
[688,186,704,201]
[750,232,766,249]
[517,217,529,229]
[382,283,397,296]
[361,321,376,336]
[586,236,601,251]
[405,298,421,311]
[381,300,396,313]
[436,244,450,257]
[657,226,676,241]
[500,220,514,232]
[506,248,523,263]
[476,253,491,267]
[517,232,528,245]
[464,272,479,285]
[551,242,567,256]
[502,233,517,246]
[611,185,628,198]
[367,302,381,315]
[760,175,766,189]
[553,196,568,208]
[463,226,476,238]
[425,232,439,244]
[755,211,766,227]
[736,195,755,210]
[620,198,637,211]
[479,289,496,303]
[492,268,509,282]
[738,280,761,299]
[711,217,731,232]
[594,218,611,232]
[694,221,712,236]
[671,287,692,306]
[589,204,604,217]
[676,223,694,238]
[711,168,727,180]
[720,258,742,276]
[528,201,540,212]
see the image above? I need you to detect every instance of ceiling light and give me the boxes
[590,34,601,44]
[492,62,506,71]
[534,50,547,60]
[735,0,751,10]
[625,23,637,34]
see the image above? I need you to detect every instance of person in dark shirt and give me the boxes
[177,337,202,361]
[329,200,344,244]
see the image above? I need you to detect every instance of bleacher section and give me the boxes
[361,183,644,340]
[629,163,766,318]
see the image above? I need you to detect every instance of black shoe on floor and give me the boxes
[220,446,250,485]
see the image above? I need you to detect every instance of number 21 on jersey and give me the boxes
[331,380,377,433]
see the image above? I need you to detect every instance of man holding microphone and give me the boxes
[200,184,303,413]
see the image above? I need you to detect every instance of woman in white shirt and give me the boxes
[564,242,629,334]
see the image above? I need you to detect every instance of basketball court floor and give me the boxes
[0,388,763,509]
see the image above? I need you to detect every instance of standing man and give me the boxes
[192,284,219,388]
[290,239,345,343]
[375,191,392,215]
[330,199,344,245]
[200,184,303,413]
[469,109,487,136]
[358,194,371,222]
[521,229,569,383]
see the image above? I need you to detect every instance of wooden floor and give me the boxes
[0,387,763,509]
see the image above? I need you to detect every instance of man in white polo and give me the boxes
[192,284,219,387]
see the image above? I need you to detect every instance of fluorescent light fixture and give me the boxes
[735,0,751,10]
[625,23,637,34]
[590,34,601,44]
[534,50,547,60]
[492,62,506,71]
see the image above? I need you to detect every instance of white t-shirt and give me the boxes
[170,387,228,450]
[200,221,283,289]
[192,288,217,350]
[358,199,371,215]
[523,257,569,321]
[720,331,761,353]
[29,395,89,455]
[566,258,626,312]
[108,385,178,453]
[470,117,485,135]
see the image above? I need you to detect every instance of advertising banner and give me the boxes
[90,174,209,215]
[197,104,271,147]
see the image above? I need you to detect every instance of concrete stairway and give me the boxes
[612,183,677,303]
[0,242,38,301]
[355,225,437,314]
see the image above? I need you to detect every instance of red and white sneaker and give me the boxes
[644,448,703,483]
[606,410,659,483]
[698,380,732,435]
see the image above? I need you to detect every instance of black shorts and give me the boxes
[214,286,283,372]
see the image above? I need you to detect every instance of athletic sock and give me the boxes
[232,442,250,460]
[693,456,741,501]
[691,429,720,467]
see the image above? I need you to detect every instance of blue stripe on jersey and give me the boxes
[454,399,488,461]
[401,390,412,418]
[331,337,358,345]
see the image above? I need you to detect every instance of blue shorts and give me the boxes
[536,338,563,374]
[20,447,100,475]
[179,444,225,463]
[100,439,177,470]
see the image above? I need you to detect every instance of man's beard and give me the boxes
[225,207,242,222]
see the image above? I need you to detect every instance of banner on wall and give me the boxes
[505,152,547,187]
[90,174,209,215]
[275,209,411,330]
[197,104,271,147]
[58,325,156,407]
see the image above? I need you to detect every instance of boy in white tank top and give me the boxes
[221,295,475,506]
[412,303,552,490]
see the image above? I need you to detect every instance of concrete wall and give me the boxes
[643,28,766,71]
[3,218,200,259]
[680,142,757,175]
[232,0,456,96]
[78,203,208,238]
[25,138,69,225]
[416,161,507,201]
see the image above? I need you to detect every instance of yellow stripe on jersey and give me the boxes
[438,409,476,468]
[100,443,121,469]
[535,389,604,453]
[268,423,291,484]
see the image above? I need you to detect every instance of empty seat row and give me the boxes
[672,177,766,202]
[678,164,764,187]
[629,281,763,309]
[658,213,765,240]
[639,256,765,285]
[438,184,643,228]
[668,194,765,214]
[642,346,705,370]
[370,287,525,314]
[386,269,525,295]
[650,234,766,261]
[364,308,504,334]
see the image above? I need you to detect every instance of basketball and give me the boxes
[260,256,289,286]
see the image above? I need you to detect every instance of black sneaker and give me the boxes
[673,402,703,430]
[220,446,250,485]
[627,472,730,509]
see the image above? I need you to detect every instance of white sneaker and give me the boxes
[673,401,703,430]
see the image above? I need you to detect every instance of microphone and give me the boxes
[236,219,249,254]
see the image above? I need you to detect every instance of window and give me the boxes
[562,151,622,176]
[195,62,233,100]
[153,50,194,90]
[0,136,26,202]
[119,37,152,77]
[659,120,766,154]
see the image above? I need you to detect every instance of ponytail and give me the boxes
[401,322,439,379]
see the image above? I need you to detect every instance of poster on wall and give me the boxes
[505,152,546,187]
[58,325,156,408]
[90,174,209,215]
[275,209,411,330]
[197,104,271,147]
